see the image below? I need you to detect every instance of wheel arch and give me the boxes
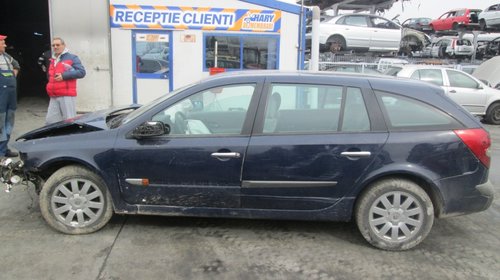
[353,172,444,217]
[326,34,346,44]
[34,157,126,212]
[36,158,101,182]
[485,101,500,124]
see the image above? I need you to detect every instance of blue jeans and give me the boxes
[0,70,17,156]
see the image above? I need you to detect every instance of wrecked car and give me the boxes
[1,71,493,251]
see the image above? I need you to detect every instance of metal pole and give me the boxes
[215,40,218,68]
[298,0,304,70]
[310,6,320,71]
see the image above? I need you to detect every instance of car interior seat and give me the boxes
[263,92,281,133]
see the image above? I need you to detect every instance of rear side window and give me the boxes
[343,15,368,27]
[262,84,370,134]
[376,91,461,130]
[410,69,444,86]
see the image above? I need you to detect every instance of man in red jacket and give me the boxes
[46,37,86,124]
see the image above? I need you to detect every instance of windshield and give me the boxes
[121,83,195,125]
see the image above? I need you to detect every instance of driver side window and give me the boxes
[446,70,479,89]
[152,84,256,136]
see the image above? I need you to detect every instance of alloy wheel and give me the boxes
[368,191,424,241]
[50,178,105,228]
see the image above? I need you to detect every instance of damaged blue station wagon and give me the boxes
[0,71,493,250]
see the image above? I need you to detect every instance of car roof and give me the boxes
[204,70,442,94]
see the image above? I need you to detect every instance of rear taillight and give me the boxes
[454,129,491,168]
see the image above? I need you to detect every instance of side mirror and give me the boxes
[131,121,170,138]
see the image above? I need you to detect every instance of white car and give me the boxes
[479,3,500,30]
[429,37,474,58]
[308,14,401,52]
[396,65,500,124]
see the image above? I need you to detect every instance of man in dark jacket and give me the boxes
[45,37,86,124]
[0,34,20,158]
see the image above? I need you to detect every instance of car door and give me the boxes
[368,16,401,51]
[440,11,458,30]
[443,69,487,114]
[114,79,263,207]
[241,76,388,210]
[491,4,500,25]
[338,15,371,49]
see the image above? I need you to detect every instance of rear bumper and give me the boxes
[439,179,494,218]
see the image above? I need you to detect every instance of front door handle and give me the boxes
[341,151,371,158]
[211,152,241,159]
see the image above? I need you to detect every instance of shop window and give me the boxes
[204,34,278,71]
[134,33,170,78]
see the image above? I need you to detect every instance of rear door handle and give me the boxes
[211,152,241,159]
[449,90,457,93]
[341,151,371,158]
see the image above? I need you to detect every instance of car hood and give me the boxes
[16,105,141,141]
[473,56,500,88]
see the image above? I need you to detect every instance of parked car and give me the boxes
[396,65,500,124]
[319,62,382,74]
[476,36,500,59]
[138,58,169,74]
[1,71,493,251]
[307,13,401,53]
[478,3,500,30]
[431,37,474,58]
[401,17,433,33]
[430,8,482,31]
[141,47,169,61]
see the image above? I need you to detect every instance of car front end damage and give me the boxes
[0,157,42,193]
[0,105,139,193]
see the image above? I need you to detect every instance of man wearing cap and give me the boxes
[45,37,85,124]
[0,34,20,158]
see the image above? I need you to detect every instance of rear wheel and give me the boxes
[452,22,459,30]
[327,35,346,53]
[39,165,114,234]
[486,103,500,125]
[355,178,434,251]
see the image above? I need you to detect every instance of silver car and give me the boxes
[479,3,500,30]
[396,65,500,124]
[430,37,474,58]
[309,13,401,53]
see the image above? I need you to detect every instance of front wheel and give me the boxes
[39,165,114,234]
[486,103,500,125]
[355,178,434,251]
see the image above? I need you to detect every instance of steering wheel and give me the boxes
[174,112,187,134]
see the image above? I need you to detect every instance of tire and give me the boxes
[39,165,114,234]
[485,103,500,125]
[480,20,487,31]
[452,22,459,30]
[438,47,446,58]
[355,178,434,251]
[429,25,435,34]
[327,35,346,53]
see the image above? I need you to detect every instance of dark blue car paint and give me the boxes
[13,72,493,222]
